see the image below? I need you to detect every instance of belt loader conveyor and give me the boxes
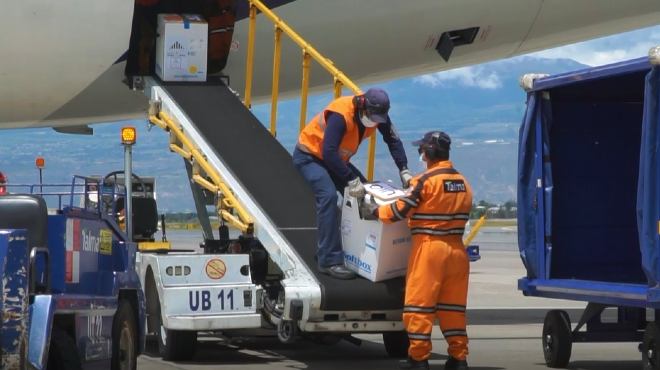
[140,77,408,357]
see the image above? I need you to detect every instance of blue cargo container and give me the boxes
[518,49,660,368]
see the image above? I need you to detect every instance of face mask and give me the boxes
[360,114,378,128]
[418,153,425,163]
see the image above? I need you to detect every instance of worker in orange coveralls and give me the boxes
[361,130,473,370]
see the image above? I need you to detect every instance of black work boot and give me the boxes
[399,357,430,370]
[317,264,356,279]
[444,356,468,370]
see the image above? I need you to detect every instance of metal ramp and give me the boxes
[145,78,404,330]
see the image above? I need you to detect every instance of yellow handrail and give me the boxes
[269,26,282,136]
[149,111,254,234]
[463,215,486,246]
[244,0,378,179]
[299,51,311,132]
[243,4,257,108]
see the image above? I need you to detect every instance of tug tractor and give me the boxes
[100,169,265,361]
[0,175,145,370]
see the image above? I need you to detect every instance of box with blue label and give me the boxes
[341,182,412,282]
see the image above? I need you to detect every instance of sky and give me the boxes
[532,24,660,66]
[414,24,660,90]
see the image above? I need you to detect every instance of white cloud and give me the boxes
[530,25,660,66]
[414,66,502,90]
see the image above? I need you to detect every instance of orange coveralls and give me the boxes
[379,160,473,361]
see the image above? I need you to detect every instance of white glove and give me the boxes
[400,169,413,188]
[347,177,366,198]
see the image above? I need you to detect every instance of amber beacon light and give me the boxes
[121,126,137,145]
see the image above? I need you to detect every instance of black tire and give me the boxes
[112,300,138,370]
[152,293,197,361]
[158,327,197,361]
[542,310,572,368]
[383,331,409,358]
[145,270,160,342]
[47,327,82,370]
[643,322,660,370]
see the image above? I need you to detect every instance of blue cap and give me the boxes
[364,88,390,123]
[412,130,451,151]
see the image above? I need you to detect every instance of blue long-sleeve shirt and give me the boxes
[322,112,408,182]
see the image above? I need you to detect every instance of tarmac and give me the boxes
[137,227,642,369]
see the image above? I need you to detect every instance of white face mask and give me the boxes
[418,153,425,162]
[360,114,378,128]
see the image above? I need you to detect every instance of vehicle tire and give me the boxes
[277,320,299,344]
[47,327,82,370]
[145,270,160,343]
[158,327,197,361]
[152,297,195,362]
[383,331,409,358]
[542,310,572,368]
[112,300,138,370]
[643,322,660,370]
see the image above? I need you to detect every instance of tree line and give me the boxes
[470,200,517,219]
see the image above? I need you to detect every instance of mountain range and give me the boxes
[0,56,588,211]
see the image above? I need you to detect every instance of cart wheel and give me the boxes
[643,322,660,370]
[383,331,409,358]
[277,320,299,343]
[542,310,572,368]
[112,300,138,370]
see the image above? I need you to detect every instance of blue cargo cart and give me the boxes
[0,176,145,369]
[518,48,660,369]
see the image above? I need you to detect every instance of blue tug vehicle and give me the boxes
[0,173,145,369]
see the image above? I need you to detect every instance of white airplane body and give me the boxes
[3,0,660,131]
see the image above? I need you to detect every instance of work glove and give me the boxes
[347,177,366,198]
[359,196,379,220]
[399,169,413,188]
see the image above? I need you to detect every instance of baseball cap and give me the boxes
[412,131,451,150]
[363,88,390,123]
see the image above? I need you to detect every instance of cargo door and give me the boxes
[637,65,660,286]
[517,92,553,280]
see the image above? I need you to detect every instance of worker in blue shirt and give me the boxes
[294,88,411,279]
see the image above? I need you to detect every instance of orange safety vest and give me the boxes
[297,96,376,162]
[380,161,473,238]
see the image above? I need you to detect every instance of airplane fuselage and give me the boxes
[3,0,660,129]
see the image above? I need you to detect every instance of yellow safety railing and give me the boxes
[243,0,377,180]
[149,111,254,234]
[463,215,486,246]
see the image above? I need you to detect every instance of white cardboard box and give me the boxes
[155,14,208,82]
[341,182,412,282]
